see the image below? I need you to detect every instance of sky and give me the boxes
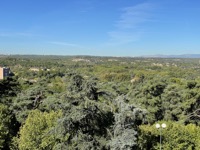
[0,0,200,56]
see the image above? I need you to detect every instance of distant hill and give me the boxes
[1,54,200,58]
[141,54,200,58]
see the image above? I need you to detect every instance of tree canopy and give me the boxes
[0,55,200,149]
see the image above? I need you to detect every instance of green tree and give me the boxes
[18,110,62,150]
[138,121,200,150]
[0,77,21,106]
[128,77,167,123]
[0,104,13,149]
[45,74,114,149]
[108,96,146,150]
[68,74,84,93]
[12,85,51,123]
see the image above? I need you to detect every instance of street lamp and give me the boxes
[156,123,166,150]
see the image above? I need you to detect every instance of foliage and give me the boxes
[48,74,115,149]
[108,96,146,150]
[12,85,52,123]
[18,110,62,150]
[138,121,200,150]
[0,77,21,105]
[1,56,200,149]
[128,75,200,124]
[0,104,16,149]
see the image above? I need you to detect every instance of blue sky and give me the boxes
[0,0,200,56]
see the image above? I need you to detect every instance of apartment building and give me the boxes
[0,67,10,80]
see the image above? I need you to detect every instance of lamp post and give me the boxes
[155,123,166,150]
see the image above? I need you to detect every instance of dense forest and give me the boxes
[0,55,200,150]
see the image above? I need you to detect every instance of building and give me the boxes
[0,67,10,80]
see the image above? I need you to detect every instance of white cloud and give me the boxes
[107,2,155,45]
[0,32,38,38]
[48,41,84,49]
[49,41,81,47]
[116,3,154,29]
[107,31,142,45]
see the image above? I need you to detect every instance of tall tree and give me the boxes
[108,96,146,150]
[18,110,62,150]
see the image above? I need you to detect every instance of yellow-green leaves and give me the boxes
[19,110,62,150]
[138,121,200,150]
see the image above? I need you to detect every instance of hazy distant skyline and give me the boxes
[0,0,200,56]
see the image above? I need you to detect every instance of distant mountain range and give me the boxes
[1,54,200,58]
[141,54,200,58]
